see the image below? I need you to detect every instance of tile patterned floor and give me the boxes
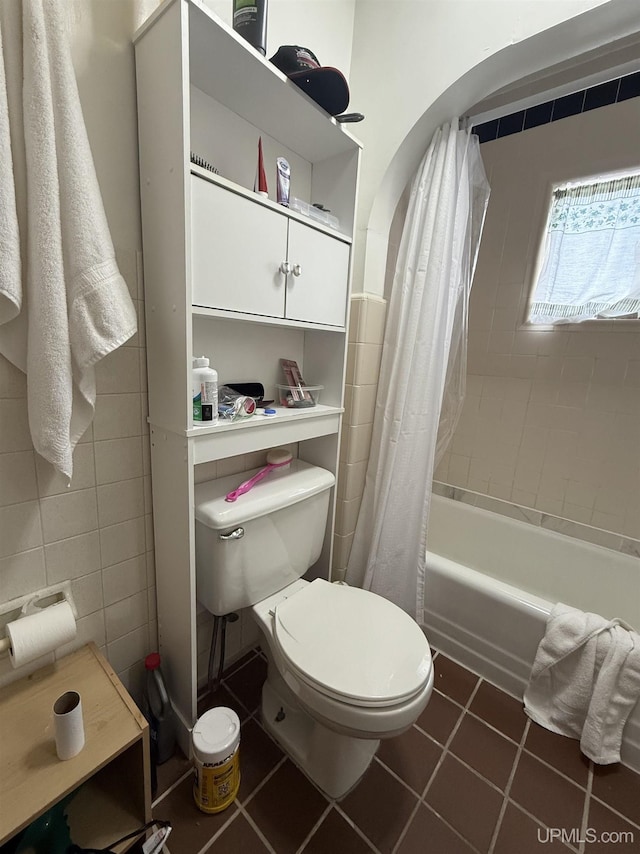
[153,648,640,854]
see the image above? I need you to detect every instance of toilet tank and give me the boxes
[195,459,335,616]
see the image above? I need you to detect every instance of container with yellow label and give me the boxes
[192,707,240,813]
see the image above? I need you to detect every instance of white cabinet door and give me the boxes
[191,178,287,317]
[285,220,350,327]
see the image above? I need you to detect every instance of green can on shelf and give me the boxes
[192,707,241,814]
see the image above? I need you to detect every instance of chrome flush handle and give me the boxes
[219,527,245,541]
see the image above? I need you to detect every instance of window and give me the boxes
[527,170,640,324]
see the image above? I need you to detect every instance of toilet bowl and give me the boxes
[253,578,433,736]
[194,458,434,798]
[252,578,433,797]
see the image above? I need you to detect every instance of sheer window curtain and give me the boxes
[346,121,490,621]
[529,173,640,324]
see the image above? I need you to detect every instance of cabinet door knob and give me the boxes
[279,261,291,275]
[292,264,302,277]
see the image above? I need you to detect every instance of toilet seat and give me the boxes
[272,579,432,709]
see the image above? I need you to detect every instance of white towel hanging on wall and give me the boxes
[0,6,21,328]
[0,0,137,480]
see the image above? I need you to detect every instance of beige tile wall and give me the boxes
[435,96,640,540]
[333,295,387,577]
[0,288,384,698]
[0,249,156,698]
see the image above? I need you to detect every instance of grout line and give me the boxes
[501,797,583,854]
[372,751,423,799]
[219,646,260,682]
[447,704,524,750]
[493,715,585,854]
[235,755,287,810]
[152,767,192,807]
[401,675,557,854]
[332,803,381,853]
[503,797,581,853]
[518,744,591,793]
[194,756,287,854]
[427,674,483,768]
[418,802,487,854]
[217,680,256,719]
[577,762,594,854]
[195,647,260,707]
[613,77,622,103]
[413,720,451,745]
[392,676,483,853]
[195,807,242,854]
[431,743,514,800]
[487,716,529,854]
[238,803,280,854]
[422,684,462,705]
[295,803,332,854]
[587,791,640,832]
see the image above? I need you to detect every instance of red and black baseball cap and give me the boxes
[269,46,350,117]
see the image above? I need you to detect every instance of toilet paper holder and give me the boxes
[0,583,77,656]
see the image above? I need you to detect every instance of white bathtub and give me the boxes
[424,494,640,772]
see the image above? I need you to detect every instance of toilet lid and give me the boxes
[273,579,432,707]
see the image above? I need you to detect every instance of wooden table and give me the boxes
[0,642,152,852]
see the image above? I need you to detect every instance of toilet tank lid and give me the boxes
[194,459,335,529]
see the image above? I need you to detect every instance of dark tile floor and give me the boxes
[153,648,640,854]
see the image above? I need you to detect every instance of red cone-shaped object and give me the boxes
[256,136,268,196]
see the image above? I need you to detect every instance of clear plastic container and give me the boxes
[276,384,323,408]
[289,198,339,230]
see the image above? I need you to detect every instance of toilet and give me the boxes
[195,459,434,798]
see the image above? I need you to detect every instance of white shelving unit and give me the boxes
[134,0,361,749]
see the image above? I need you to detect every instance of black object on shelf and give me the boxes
[225,382,273,407]
[232,0,268,56]
[335,112,364,123]
[269,46,349,117]
[190,152,219,175]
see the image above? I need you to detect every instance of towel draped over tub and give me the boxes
[0,0,137,480]
[524,602,640,764]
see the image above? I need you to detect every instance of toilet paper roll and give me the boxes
[7,601,77,668]
[53,690,85,760]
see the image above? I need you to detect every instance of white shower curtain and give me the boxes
[347,121,490,621]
